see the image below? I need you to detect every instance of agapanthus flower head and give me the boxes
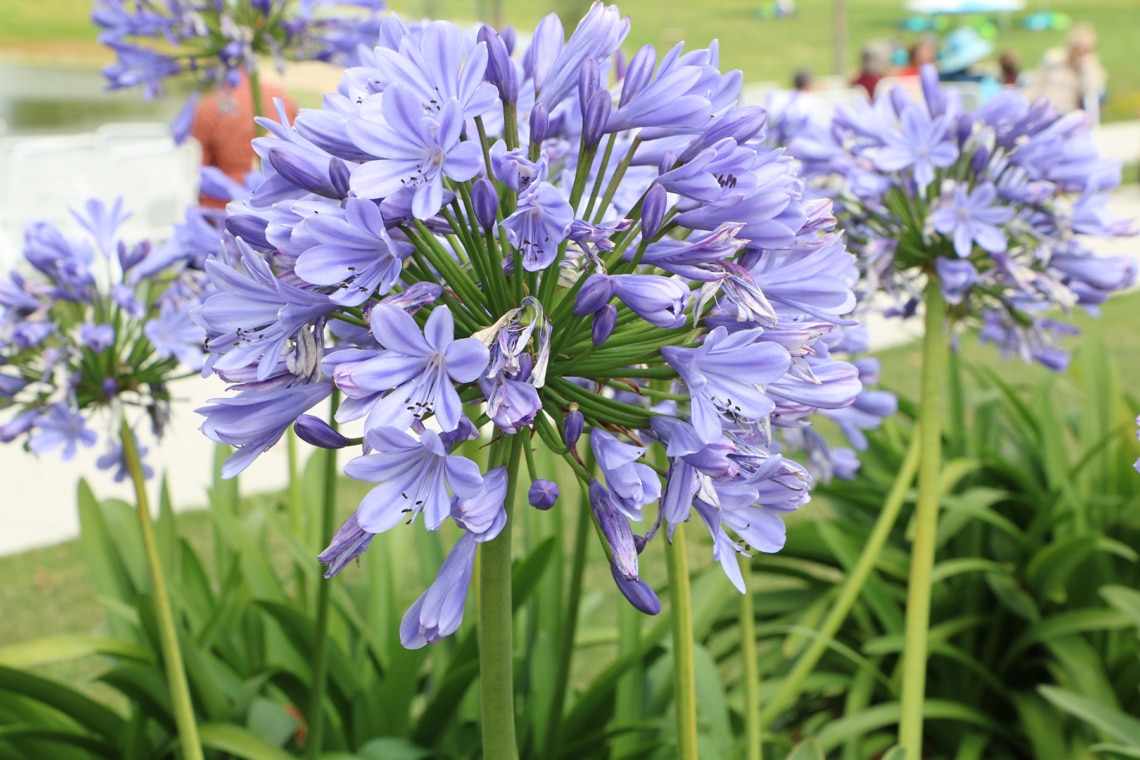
[197,2,866,645]
[0,198,209,475]
[93,0,388,136]
[787,63,1135,370]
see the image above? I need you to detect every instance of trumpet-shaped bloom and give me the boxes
[930,182,1014,258]
[333,305,489,433]
[348,86,485,219]
[501,181,575,272]
[663,327,792,443]
[28,404,97,461]
[590,428,662,519]
[870,102,958,192]
[346,426,484,533]
[295,198,413,305]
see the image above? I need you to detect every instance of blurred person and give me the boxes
[190,72,298,208]
[937,26,1001,101]
[793,68,813,92]
[998,51,1021,86]
[851,42,890,99]
[898,35,938,77]
[1026,22,1107,117]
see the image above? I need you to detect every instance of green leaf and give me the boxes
[692,644,731,753]
[98,663,173,733]
[1025,534,1099,600]
[1101,586,1140,631]
[246,698,299,749]
[879,748,908,760]
[1089,745,1140,758]
[1002,609,1131,665]
[0,725,116,759]
[198,722,296,760]
[785,737,825,760]
[356,737,433,759]
[813,699,1011,752]
[0,666,125,741]
[1039,685,1140,747]
[1012,691,1068,760]
[985,572,1040,622]
[0,636,151,668]
[929,558,1004,584]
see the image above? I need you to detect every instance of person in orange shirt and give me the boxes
[190,73,299,208]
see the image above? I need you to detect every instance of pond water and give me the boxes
[0,63,184,135]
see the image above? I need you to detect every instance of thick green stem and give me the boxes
[120,418,203,760]
[306,401,340,758]
[541,481,592,760]
[898,280,948,758]
[479,435,524,760]
[740,556,762,760]
[760,430,921,723]
[666,522,698,760]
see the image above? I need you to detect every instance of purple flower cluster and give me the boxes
[94,0,386,98]
[0,199,208,476]
[785,65,1136,371]
[194,3,879,647]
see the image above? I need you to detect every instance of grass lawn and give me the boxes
[2,0,1138,120]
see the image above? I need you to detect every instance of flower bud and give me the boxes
[679,107,766,163]
[582,89,612,148]
[378,281,443,313]
[295,414,352,449]
[641,183,667,240]
[318,512,374,578]
[578,58,601,117]
[573,273,614,316]
[610,561,661,614]
[225,214,271,249]
[529,102,549,145]
[267,145,345,199]
[563,410,584,448]
[620,44,656,108]
[970,143,991,177]
[610,273,689,328]
[471,177,499,230]
[589,481,638,580]
[528,479,560,510]
[478,26,518,104]
[890,86,911,118]
[500,25,517,54]
[935,256,978,305]
[592,304,617,346]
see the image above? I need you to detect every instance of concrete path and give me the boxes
[1,131,1139,557]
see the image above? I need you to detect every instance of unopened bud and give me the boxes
[478,26,518,104]
[472,177,499,230]
[295,414,352,449]
[529,103,549,145]
[641,183,667,240]
[528,479,560,510]
[583,89,612,148]
[563,410,584,448]
[573,273,614,316]
[592,304,617,346]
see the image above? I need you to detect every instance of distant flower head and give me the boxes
[93,0,387,137]
[0,198,209,475]
[787,63,1136,371]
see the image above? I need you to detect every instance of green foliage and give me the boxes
[744,335,1140,758]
